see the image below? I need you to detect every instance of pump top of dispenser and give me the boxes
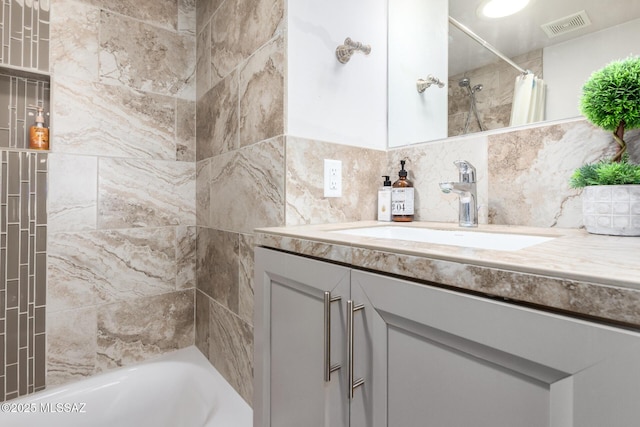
[35,107,45,124]
[28,105,46,125]
[382,175,391,186]
[398,160,408,178]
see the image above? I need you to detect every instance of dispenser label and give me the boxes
[391,188,414,215]
[29,127,49,150]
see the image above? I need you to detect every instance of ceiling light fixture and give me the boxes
[478,0,530,18]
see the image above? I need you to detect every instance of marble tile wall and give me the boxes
[448,50,543,137]
[194,0,389,404]
[194,0,284,405]
[46,0,196,388]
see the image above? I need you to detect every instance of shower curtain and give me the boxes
[510,73,546,126]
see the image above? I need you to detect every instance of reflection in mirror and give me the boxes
[388,0,640,147]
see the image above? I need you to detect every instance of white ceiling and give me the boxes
[448,0,640,75]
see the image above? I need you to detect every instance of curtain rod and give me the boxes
[449,16,528,75]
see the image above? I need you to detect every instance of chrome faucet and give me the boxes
[439,160,478,227]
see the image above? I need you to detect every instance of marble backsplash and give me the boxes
[288,117,626,230]
[390,118,640,228]
[285,137,387,225]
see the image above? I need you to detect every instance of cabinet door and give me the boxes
[351,269,640,427]
[254,248,350,427]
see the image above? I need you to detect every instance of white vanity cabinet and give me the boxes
[254,247,640,427]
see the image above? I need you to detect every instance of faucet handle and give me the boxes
[453,160,476,183]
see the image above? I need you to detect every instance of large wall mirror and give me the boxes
[388,0,640,147]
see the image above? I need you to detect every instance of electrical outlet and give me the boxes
[323,159,342,197]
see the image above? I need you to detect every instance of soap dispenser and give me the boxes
[378,175,392,221]
[391,160,414,222]
[28,105,49,150]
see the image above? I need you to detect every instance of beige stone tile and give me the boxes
[177,225,196,289]
[48,153,98,233]
[207,137,285,233]
[238,233,255,325]
[48,228,178,312]
[99,11,195,98]
[487,120,611,227]
[179,0,196,34]
[98,158,195,229]
[195,289,211,357]
[53,77,177,159]
[210,0,284,84]
[177,99,196,161]
[388,137,489,224]
[46,307,97,386]
[239,35,284,148]
[96,289,195,371]
[196,0,224,36]
[255,233,353,265]
[208,299,253,404]
[196,72,238,160]
[625,129,640,163]
[235,0,284,59]
[352,243,640,325]
[83,0,178,30]
[196,20,212,100]
[196,158,212,226]
[51,0,99,81]
[285,137,387,225]
[209,0,242,84]
[196,228,239,313]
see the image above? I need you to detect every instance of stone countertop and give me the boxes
[255,221,640,328]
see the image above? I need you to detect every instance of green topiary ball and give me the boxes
[580,56,640,132]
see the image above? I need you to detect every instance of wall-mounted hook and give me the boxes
[416,75,446,93]
[336,37,371,64]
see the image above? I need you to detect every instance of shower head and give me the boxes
[458,78,470,87]
[472,84,483,92]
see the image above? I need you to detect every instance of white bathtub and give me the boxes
[0,346,252,427]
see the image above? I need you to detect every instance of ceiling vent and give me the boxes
[541,10,591,38]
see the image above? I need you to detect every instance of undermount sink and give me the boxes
[330,226,554,251]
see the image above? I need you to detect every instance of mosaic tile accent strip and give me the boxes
[0,72,50,149]
[0,0,50,71]
[0,149,47,401]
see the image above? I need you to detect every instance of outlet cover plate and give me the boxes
[323,159,342,197]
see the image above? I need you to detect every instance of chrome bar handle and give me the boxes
[324,292,342,382]
[347,300,365,399]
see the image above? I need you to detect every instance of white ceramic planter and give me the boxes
[582,185,640,236]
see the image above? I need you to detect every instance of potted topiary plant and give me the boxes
[570,56,640,236]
